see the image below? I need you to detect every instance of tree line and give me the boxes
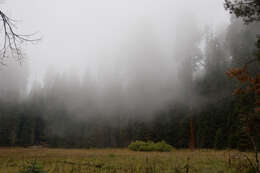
[0,15,259,150]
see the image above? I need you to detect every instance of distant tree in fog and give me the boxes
[0,62,29,102]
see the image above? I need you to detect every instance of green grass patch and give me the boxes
[128,140,173,152]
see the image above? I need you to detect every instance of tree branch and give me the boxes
[0,10,40,65]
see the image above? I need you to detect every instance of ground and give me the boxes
[0,148,255,173]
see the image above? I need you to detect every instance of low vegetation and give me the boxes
[0,148,259,173]
[128,140,173,152]
[19,160,46,173]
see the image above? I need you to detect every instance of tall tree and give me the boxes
[225,1,260,171]
[175,15,203,150]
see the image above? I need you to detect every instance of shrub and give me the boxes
[138,141,155,151]
[153,141,173,152]
[128,140,173,152]
[128,140,147,151]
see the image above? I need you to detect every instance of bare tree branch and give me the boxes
[0,10,40,65]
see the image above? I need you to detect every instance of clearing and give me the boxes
[0,148,255,173]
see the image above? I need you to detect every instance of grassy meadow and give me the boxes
[0,148,256,173]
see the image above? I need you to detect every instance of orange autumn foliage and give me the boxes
[226,65,260,113]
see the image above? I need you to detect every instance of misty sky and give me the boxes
[2,0,229,83]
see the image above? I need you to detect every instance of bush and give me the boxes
[153,141,173,152]
[128,140,147,151]
[128,140,173,152]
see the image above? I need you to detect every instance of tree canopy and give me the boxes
[225,0,260,23]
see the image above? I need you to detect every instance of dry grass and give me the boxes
[0,148,256,173]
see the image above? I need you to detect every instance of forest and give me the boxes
[1,1,260,173]
[0,13,259,150]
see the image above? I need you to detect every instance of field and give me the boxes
[0,148,256,173]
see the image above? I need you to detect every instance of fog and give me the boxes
[0,0,230,119]
[3,0,228,73]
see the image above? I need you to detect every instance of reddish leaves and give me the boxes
[226,65,260,113]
